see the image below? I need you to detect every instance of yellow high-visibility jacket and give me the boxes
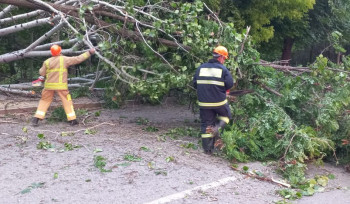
[39,51,91,90]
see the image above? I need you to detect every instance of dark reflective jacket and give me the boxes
[193,59,234,109]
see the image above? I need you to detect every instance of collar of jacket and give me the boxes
[208,58,221,64]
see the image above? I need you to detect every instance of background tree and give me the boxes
[259,0,350,64]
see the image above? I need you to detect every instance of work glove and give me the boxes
[32,76,45,87]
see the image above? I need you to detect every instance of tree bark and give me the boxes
[0,5,16,19]
[281,37,294,66]
[0,10,43,25]
[0,49,86,63]
[0,16,59,37]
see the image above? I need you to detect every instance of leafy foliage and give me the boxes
[221,51,350,185]
[48,107,66,122]
[123,154,142,162]
[94,155,112,173]
[164,127,201,139]
[71,87,90,99]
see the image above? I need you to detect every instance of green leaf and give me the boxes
[85,129,97,135]
[37,133,45,140]
[93,148,103,153]
[317,176,328,187]
[115,162,131,167]
[154,170,167,176]
[21,188,31,194]
[123,154,142,162]
[327,174,335,180]
[165,156,175,163]
[140,146,151,152]
[306,187,315,195]
[22,127,28,133]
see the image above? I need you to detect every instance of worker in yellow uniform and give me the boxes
[32,44,95,126]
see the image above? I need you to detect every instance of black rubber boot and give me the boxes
[212,120,227,138]
[204,149,213,155]
[31,117,39,127]
[69,119,79,126]
[202,137,214,155]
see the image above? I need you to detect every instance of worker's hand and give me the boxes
[89,48,95,55]
[227,95,236,102]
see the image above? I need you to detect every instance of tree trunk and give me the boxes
[9,62,16,75]
[309,45,314,64]
[281,37,294,66]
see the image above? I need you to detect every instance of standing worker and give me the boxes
[193,46,234,154]
[31,45,95,126]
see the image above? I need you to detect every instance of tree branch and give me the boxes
[0,49,86,63]
[0,10,43,25]
[23,19,66,53]
[253,81,283,97]
[0,5,16,19]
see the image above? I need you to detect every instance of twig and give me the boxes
[135,22,178,73]
[311,137,339,164]
[281,133,296,161]
[0,120,19,124]
[82,114,92,125]
[235,26,251,79]
[231,166,291,188]
[60,122,115,135]
[203,3,223,37]
[28,127,60,135]
[28,122,115,139]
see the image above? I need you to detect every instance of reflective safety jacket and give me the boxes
[193,59,234,109]
[39,52,91,90]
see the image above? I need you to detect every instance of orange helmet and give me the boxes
[213,46,228,59]
[50,45,61,56]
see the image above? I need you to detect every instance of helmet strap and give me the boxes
[217,55,225,64]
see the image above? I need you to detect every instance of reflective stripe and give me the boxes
[201,134,213,138]
[218,116,230,124]
[44,57,68,90]
[199,68,222,78]
[35,110,46,116]
[59,56,64,83]
[46,68,67,73]
[197,80,224,86]
[44,83,68,90]
[45,59,50,79]
[82,52,89,59]
[67,112,76,117]
[45,59,50,69]
[198,99,227,107]
[67,94,72,101]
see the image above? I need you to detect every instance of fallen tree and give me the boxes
[0,0,349,188]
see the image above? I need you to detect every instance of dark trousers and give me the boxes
[200,104,231,151]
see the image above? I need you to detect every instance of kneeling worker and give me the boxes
[32,45,95,126]
[193,45,234,154]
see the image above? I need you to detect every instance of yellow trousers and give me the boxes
[34,89,76,121]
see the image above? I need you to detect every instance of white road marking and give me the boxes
[144,176,237,204]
